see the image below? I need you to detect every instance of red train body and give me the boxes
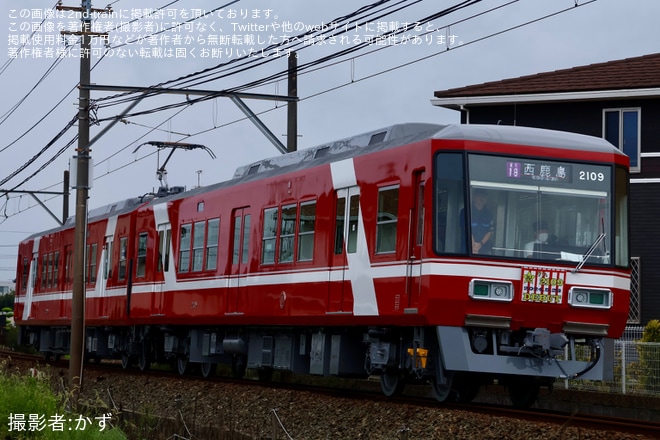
[14,123,630,406]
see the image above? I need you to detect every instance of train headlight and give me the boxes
[568,287,612,309]
[469,280,513,302]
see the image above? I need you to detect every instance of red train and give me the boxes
[14,123,630,407]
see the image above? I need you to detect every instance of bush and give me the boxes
[0,361,127,439]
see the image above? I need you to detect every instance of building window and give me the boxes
[376,185,399,253]
[603,108,640,172]
[179,224,192,272]
[136,233,148,278]
[298,201,316,261]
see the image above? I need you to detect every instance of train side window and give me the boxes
[347,195,359,254]
[65,246,72,284]
[47,253,54,288]
[334,198,346,255]
[205,218,219,271]
[280,204,297,263]
[262,208,278,264]
[433,152,466,254]
[192,221,205,272]
[298,201,316,261]
[233,216,242,264]
[118,237,128,281]
[104,239,113,279]
[88,243,98,283]
[376,185,399,254]
[157,228,172,273]
[179,224,192,272]
[242,215,251,264]
[21,258,28,292]
[53,251,59,288]
[136,233,148,278]
[41,254,47,289]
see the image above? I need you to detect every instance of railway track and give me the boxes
[2,348,659,438]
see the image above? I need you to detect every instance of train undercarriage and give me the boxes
[19,323,611,409]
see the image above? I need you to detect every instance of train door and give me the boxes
[406,170,425,310]
[60,245,71,319]
[152,224,171,316]
[228,208,250,315]
[328,187,360,313]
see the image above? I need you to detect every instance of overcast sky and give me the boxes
[0,0,658,282]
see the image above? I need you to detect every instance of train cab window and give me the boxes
[460,154,614,265]
[179,224,192,272]
[192,221,205,272]
[136,233,148,278]
[118,237,128,281]
[298,201,316,261]
[279,204,297,263]
[205,218,220,271]
[376,185,399,253]
[262,208,278,264]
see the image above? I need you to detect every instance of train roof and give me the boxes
[22,123,624,241]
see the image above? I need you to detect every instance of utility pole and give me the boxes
[287,51,298,153]
[58,0,109,399]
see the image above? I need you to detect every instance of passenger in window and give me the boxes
[524,220,558,257]
[461,188,494,254]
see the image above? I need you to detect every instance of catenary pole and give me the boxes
[68,0,92,398]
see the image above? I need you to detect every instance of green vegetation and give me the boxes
[0,361,127,439]
[0,291,14,310]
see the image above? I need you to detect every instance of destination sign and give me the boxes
[506,161,571,183]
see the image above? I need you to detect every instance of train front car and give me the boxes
[412,124,630,406]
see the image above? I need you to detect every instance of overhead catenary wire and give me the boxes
[0,0,599,224]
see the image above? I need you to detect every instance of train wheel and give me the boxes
[200,362,216,378]
[176,357,190,376]
[431,349,454,403]
[431,372,454,402]
[120,352,131,370]
[231,355,247,379]
[138,349,150,372]
[508,378,540,409]
[381,370,405,397]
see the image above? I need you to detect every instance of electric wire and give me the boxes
[0,0,598,224]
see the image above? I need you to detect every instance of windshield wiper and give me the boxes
[572,233,606,273]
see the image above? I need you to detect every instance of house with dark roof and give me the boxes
[432,52,660,325]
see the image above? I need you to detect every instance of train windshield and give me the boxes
[435,152,628,266]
